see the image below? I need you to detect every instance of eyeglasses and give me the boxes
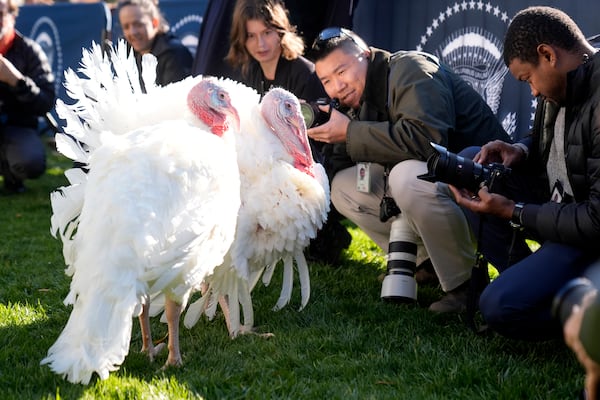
[311,27,369,55]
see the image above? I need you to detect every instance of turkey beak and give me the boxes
[288,112,313,161]
[288,111,306,136]
[227,107,241,132]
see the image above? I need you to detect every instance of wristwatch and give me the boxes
[511,202,525,228]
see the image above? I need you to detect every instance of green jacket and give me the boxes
[325,48,510,177]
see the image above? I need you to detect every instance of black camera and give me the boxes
[380,196,401,222]
[553,278,596,325]
[417,143,511,193]
[300,98,340,128]
[552,277,600,364]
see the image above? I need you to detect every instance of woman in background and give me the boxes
[117,0,192,88]
[226,0,325,102]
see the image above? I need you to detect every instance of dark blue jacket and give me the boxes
[0,31,55,129]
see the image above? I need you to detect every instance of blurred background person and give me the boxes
[226,0,325,105]
[117,0,192,89]
[0,0,55,194]
[192,0,358,79]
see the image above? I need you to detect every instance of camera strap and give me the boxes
[382,165,394,197]
[465,216,490,335]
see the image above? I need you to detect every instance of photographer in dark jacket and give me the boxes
[451,6,600,341]
[0,0,55,193]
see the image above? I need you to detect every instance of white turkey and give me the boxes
[42,52,242,384]
[184,86,331,337]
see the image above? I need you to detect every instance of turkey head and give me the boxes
[260,87,315,176]
[187,78,241,136]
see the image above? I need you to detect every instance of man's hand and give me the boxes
[564,293,600,400]
[307,107,350,144]
[0,55,24,87]
[449,184,514,220]
[474,140,526,167]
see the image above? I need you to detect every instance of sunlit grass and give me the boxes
[0,148,584,399]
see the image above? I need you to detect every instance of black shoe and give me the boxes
[428,281,469,313]
[3,179,26,194]
[306,219,352,265]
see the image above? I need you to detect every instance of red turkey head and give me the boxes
[187,78,241,136]
[260,87,315,176]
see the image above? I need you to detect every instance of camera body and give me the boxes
[418,143,511,193]
[300,98,340,128]
[379,195,401,222]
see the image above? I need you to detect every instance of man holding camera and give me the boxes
[450,6,600,341]
[306,27,510,311]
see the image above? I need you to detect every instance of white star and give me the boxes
[439,12,446,22]
[421,35,427,44]
[501,12,509,22]
[426,26,433,36]
[461,1,468,10]
[454,3,461,13]
[493,6,500,16]
[432,18,439,29]
[477,1,484,10]
[446,6,453,17]
[469,0,475,9]
[485,2,492,12]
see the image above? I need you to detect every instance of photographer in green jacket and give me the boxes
[307,28,511,311]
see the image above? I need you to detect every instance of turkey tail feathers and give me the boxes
[41,287,139,384]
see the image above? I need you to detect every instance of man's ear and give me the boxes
[537,44,556,65]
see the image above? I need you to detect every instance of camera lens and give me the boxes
[552,277,595,324]
[300,102,317,129]
[380,218,418,302]
[418,143,509,193]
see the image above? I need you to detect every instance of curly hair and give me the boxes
[503,6,587,66]
[226,0,305,78]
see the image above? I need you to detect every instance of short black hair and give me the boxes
[503,6,586,66]
[309,27,369,62]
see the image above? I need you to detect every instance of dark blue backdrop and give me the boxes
[352,0,600,140]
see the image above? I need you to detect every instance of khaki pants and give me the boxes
[331,160,475,291]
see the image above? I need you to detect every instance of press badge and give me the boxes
[356,162,371,193]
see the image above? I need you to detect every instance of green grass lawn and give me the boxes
[0,146,584,399]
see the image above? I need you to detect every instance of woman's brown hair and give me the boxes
[225,0,304,78]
